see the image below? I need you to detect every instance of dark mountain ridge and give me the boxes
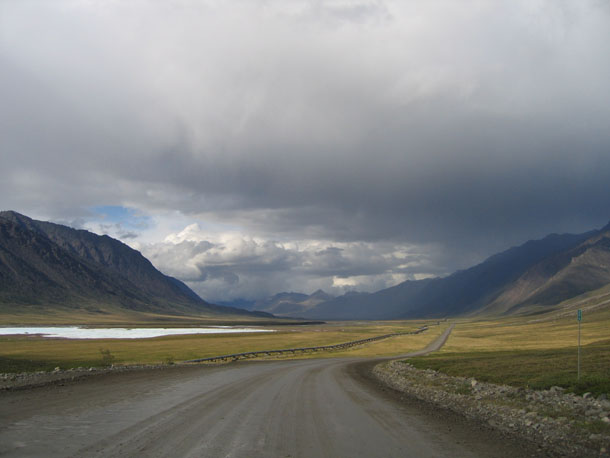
[298,225,607,320]
[482,227,610,315]
[6,210,607,321]
[0,211,268,318]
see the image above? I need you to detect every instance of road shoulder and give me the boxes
[370,359,609,458]
[348,359,548,457]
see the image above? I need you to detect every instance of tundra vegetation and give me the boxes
[410,293,610,396]
[0,321,440,373]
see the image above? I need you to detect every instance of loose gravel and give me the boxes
[374,360,610,458]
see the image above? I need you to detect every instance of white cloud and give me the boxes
[137,223,437,301]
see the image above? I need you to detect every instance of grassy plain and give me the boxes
[410,304,610,395]
[0,321,445,373]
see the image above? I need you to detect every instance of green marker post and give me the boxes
[577,309,582,381]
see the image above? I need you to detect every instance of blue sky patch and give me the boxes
[91,205,151,231]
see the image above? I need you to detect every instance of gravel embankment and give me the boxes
[374,360,610,458]
[0,365,170,391]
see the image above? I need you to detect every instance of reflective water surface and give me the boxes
[0,326,273,339]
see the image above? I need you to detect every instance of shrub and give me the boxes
[99,348,115,367]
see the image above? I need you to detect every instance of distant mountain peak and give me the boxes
[310,289,333,299]
[0,210,30,224]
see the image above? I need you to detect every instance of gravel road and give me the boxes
[0,325,540,457]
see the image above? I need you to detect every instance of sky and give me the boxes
[2,0,610,302]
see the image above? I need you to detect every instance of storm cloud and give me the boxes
[2,1,610,300]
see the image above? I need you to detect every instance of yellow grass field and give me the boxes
[411,304,610,395]
[442,307,609,353]
[0,320,445,372]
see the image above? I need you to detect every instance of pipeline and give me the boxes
[184,325,429,364]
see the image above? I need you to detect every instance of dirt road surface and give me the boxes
[0,325,541,457]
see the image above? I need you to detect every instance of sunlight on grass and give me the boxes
[410,307,610,395]
[442,309,609,353]
[0,321,443,372]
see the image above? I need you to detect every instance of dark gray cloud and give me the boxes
[2,1,610,300]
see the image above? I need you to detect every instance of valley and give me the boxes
[2,212,610,456]
[4,1,610,454]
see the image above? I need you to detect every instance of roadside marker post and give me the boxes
[577,309,582,381]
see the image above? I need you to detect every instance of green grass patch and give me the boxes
[0,354,110,373]
[0,357,67,373]
[0,346,124,372]
[409,339,610,396]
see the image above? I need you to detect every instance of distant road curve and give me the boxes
[0,322,537,457]
[393,322,455,358]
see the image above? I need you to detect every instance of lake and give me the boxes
[0,326,274,339]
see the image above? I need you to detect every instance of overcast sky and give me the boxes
[2,0,610,302]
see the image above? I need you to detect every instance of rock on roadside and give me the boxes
[374,360,610,458]
[0,364,171,391]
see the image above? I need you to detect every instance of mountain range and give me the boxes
[2,210,610,321]
[244,222,610,320]
[0,211,269,320]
